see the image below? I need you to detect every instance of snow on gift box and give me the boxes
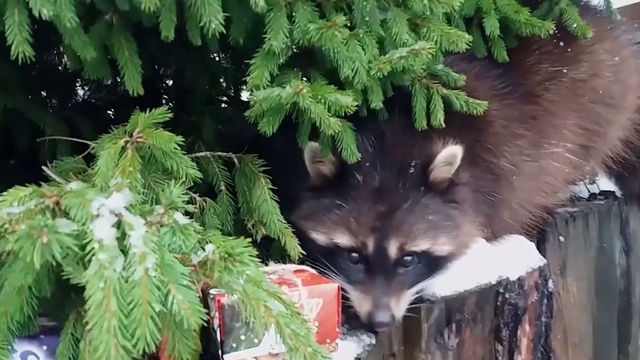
[208,264,341,360]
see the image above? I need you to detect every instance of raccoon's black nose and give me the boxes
[370,311,395,332]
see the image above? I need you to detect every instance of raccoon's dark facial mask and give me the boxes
[289,141,476,332]
[298,227,455,332]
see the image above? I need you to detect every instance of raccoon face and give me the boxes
[288,140,480,332]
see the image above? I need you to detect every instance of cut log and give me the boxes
[541,196,640,360]
[382,265,553,360]
[359,194,640,360]
[359,234,552,360]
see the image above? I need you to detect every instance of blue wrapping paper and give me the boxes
[11,334,59,360]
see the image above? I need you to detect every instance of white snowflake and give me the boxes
[89,188,155,277]
[172,211,190,225]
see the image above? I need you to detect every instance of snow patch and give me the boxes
[54,218,78,234]
[610,0,639,9]
[64,181,85,191]
[419,234,547,300]
[332,329,377,360]
[0,200,39,217]
[191,243,216,265]
[570,171,621,199]
[90,188,157,278]
[587,0,633,10]
[173,211,190,224]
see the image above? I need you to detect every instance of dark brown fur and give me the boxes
[441,6,640,238]
[344,2,640,241]
[296,2,640,241]
[252,2,640,331]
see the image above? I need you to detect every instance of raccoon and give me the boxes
[253,1,640,332]
[291,137,481,332]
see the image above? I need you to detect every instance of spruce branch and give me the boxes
[190,150,304,259]
[192,235,330,360]
[0,107,327,359]
[189,151,240,166]
[40,166,68,186]
[37,136,94,147]
[4,0,36,63]
[0,0,599,359]
[37,136,95,159]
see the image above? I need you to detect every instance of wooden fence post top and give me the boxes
[360,264,552,360]
[362,196,640,360]
[363,234,551,360]
[418,234,547,302]
[543,196,639,360]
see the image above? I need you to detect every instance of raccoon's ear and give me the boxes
[428,144,463,189]
[304,141,339,186]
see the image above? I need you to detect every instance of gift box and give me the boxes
[209,264,341,360]
[11,317,61,360]
[11,335,59,360]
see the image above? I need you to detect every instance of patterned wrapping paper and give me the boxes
[11,333,59,360]
[209,264,341,360]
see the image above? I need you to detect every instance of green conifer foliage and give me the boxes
[0,0,614,359]
[0,108,326,359]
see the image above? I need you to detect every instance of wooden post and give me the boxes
[541,196,640,360]
[619,202,640,360]
[406,266,552,360]
[359,195,640,360]
[360,265,553,360]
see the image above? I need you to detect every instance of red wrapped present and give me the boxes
[209,264,341,359]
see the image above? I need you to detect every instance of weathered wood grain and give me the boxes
[617,201,640,360]
[494,267,554,360]
[364,265,553,360]
[541,202,599,360]
[363,195,640,360]
[541,197,640,360]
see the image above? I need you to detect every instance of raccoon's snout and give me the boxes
[348,287,408,333]
[369,307,395,332]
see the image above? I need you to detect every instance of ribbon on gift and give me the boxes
[260,263,324,328]
[261,263,319,274]
[261,263,318,291]
[260,264,325,355]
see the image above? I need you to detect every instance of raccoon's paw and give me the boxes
[419,234,546,300]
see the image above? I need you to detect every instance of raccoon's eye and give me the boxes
[400,254,418,269]
[347,251,362,265]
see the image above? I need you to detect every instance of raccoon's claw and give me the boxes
[435,313,468,350]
